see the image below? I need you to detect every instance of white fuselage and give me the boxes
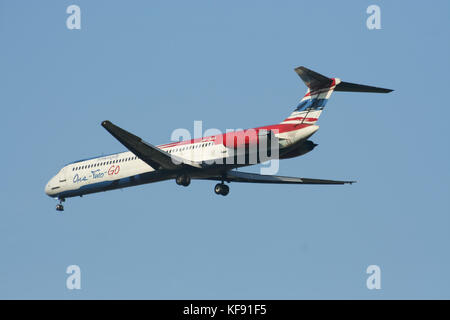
[45,124,319,199]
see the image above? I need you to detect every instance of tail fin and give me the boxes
[281,66,393,125]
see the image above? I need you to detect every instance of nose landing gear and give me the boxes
[214,183,229,196]
[56,198,65,212]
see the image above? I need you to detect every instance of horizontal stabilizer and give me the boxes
[295,66,393,93]
[294,66,333,90]
[335,81,393,93]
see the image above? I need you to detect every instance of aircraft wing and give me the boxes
[204,170,355,185]
[101,120,202,170]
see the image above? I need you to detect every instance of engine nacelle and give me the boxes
[279,140,317,159]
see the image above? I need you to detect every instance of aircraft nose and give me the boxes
[45,182,52,196]
[45,176,57,197]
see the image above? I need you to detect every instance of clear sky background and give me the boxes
[1,0,449,299]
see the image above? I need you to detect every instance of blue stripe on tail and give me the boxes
[295,98,328,112]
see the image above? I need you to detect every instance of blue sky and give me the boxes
[1,0,449,299]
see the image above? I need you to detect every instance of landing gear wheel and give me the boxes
[56,198,65,212]
[214,184,222,195]
[214,183,230,196]
[176,174,191,187]
[221,184,229,196]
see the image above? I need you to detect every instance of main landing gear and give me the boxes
[214,183,229,196]
[56,198,65,212]
[176,173,230,196]
[176,174,191,187]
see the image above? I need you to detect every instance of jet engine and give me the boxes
[279,140,317,159]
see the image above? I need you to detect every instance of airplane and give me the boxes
[45,66,393,211]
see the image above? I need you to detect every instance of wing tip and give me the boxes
[101,120,112,128]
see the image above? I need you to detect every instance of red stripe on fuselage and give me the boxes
[157,123,312,149]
